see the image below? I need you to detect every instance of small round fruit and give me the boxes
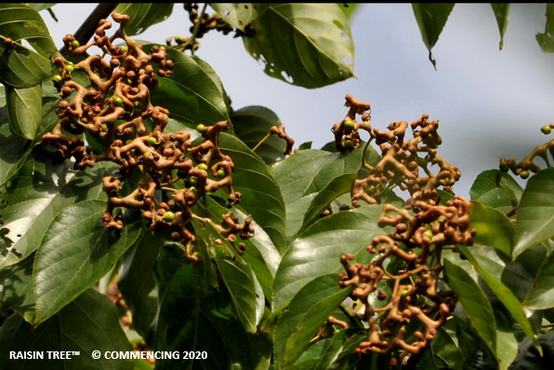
[162,211,175,222]
[344,119,356,130]
[520,170,530,179]
[216,168,226,178]
[71,39,80,49]
[64,64,74,73]
[196,123,207,133]
[188,176,198,186]
[344,140,354,149]
[423,230,434,239]
[53,75,63,83]
[197,163,208,171]
[541,125,552,135]
[119,45,128,53]
[146,136,159,146]
[113,96,124,107]
[188,186,197,195]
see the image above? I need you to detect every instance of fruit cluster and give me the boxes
[334,95,475,367]
[499,123,554,179]
[42,13,253,260]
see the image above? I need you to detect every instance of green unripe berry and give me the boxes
[71,39,80,49]
[53,75,63,83]
[119,45,128,53]
[188,176,198,186]
[113,96,124,107]
[146,136,159,146]
[175,35,185,43]
[520,170,530,179]
[423,230,434,239]
[197,163,208,171]
[162,211,175,222]
[541,125,552,135]
[196,123,207,133]
[438,215,446,223]
[344,119,356,130]
[216,168,226,178]
[400,289,411,297]
[344,140,354,149]
[188,186,197,195]
[65,64,74,73]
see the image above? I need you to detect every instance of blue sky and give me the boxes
[43,3,554,198]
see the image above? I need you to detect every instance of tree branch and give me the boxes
[60,3,119,56]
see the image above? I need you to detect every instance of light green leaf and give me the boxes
[412,3,455,69]
[0,3,56,87]
[457,244,540,354]
[470,201,514,256]
[0,289,133,370]
[536,3,554,53]
[273,204,384,312]
[150,47,230,126]
[115,3,173,36]
[339,3,361,19]
[33,200,142,324]
[524,251,554,310]
[220,132,287,254]
[6,83,42,140]
[444,258,497,358]
[491,4,510,50]
[210,3,268,31]
[470,169,522,214]
[0,109,30,187]
[513,168,554,259]
[0,252,35,322]
[232,105,287,166]
[273,274,353,369]
[243,3,354,88]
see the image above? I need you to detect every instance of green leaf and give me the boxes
[118,231,161,339]
[210,3,268,31]
[33,200,142,325]
[114,3,174,36]
[231,105,287,166]
[152,247,272,370]
[456,245,540,354]
[273,274,353,369]
[220,132,287,254]
[0,289,133,370]
[0,252,35,322]
[536,3,554,53]
[444,258,497,359]
[6,83,42,140]
[0,3,56,87]
[418,319,467,370]
[150,48,230,126]
[0,158,114,269]
[339,3,361,19]
[0,109,30,187]
[273,204,384,312]
[513,168,554,259]
[470,201,514,256]
[470,169,522,214]
[243,3,354,88]
[411,3,455,69]
[491,4,510,50]
[524,251,554,310]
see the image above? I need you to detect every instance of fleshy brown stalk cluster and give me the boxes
[333,95,475,367]
[42,13,253,261]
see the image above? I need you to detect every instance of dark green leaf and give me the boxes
[6,83,42,140]
[457,245,540,354]
[114,3,174,36]
[273,204,383,312]
[0,110,30,187]
[273,274,353,369]
[0,3,56,87]
[33,200,142,324]
[118,231,161,339]
[231,105,287,166]
[150,48,230,126]
[536,4,554,53]
[0,158,114,269]
[513,168,554,259]
[411,3,455,69]
[524,251,554,310]
[444,258,497,358]
[418,319,467,370]
[471,201,514,256]
[210,3,268,31]
[152,247,271,370]
[220,132,287,254]
[470,169,522,214]
[0,289,133,370]
[243,3,354,88]
[491,4,510,50]
[0,252,35,321]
